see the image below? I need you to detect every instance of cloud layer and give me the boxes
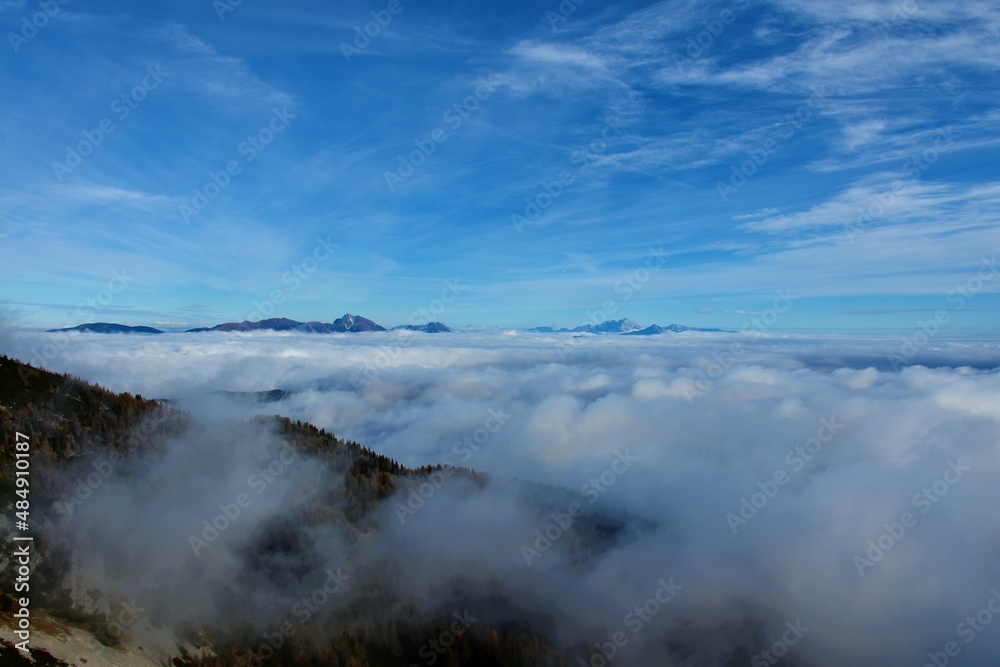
[6,329,1000,665]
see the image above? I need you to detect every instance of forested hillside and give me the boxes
[0,356,642,666]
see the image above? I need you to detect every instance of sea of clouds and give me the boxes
[5,327,1000,666]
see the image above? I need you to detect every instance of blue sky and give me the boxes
[1,0,998,331]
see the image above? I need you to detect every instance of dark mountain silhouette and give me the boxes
[624,323,728,335]
[330,312,384,332]
[392,322,451,333]
[47,322,164,334]
[531,319,727,335]
[529,318,640,333]
[43,317,724,337]
[186,313,386,333]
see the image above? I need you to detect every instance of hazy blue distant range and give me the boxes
[45,322,167,335]
[530,318,728,335]
[185,313,389,333]
[48,314,451,335]
[48,316,726,336]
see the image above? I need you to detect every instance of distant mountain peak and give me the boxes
[392,322,452,333]
[332,313,384,332]
[531,318,644,334]
[530,319,728,335]
[43,317,723,337]
[582,318,642,333]
[47,322,163,334]
[624,323,728,335]
[178,314,387,334]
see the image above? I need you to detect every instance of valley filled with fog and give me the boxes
[6,328,1000,666]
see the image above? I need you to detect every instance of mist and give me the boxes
[6,328,1000,666]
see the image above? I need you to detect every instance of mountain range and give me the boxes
[624,323,728,335]
[392,321,452,333]
[185,313,387,333]
[48,316,726,336]
[47,322,168,335]
[530,318,728,335]
[49,314,451,335]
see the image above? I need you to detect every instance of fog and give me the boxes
[6,328,1000,666]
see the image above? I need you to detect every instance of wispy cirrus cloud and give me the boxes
[1,0,997,330]
[743,179,1000,233]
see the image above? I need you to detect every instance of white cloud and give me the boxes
[841,118,887,152]
[6,329,1000,664]
[10,329,1000,664]
[743,178,1000,233]
[150,23,295,109]
[511,41,608,70]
